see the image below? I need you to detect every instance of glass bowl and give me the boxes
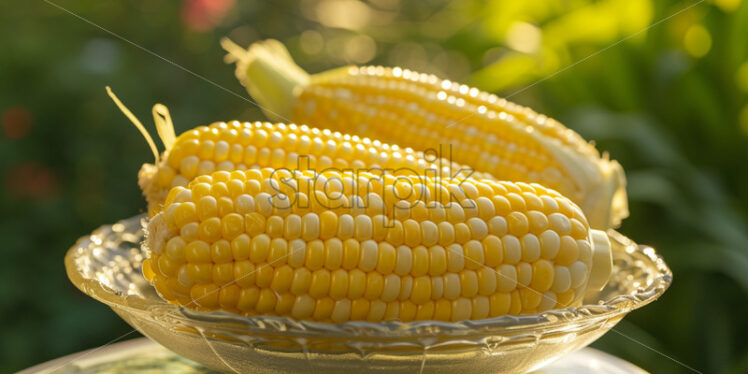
[65,215,671,374]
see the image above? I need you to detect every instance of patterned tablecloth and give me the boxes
[20,337,648,374]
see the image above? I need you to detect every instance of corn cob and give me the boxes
[222,39,628,229]
[143,168,612,322]
[106,88,493,216]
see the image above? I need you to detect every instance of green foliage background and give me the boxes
[1,0,746,373]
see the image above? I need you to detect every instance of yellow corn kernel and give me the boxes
[218,284,240,309]
[489,292,511,317]
[472,296,490,320]
[290,267,311,295]
[348,269,366,299]
[451,298,472,322]
[233,261,255,288]
[428,245,447,276]
[309,269,331,298]
[324,238,343,270]
[255,264,274,288]
[291,295,315,319]
[411,276,431,305]
[531,259,555,292]
[190,284,219,308]
[212,263,233,285]
[516,262,532,288]
[399,301,418,322]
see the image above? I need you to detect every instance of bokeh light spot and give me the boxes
[181,0,235,31]
[2,106,32,140]
[5,162,59,199]
[344,34,376,63]
[80,38,119,74]
[736,62,748,92]
[505,22,542,54]
[683,24,712,58]
[740,104,748,135]
[300,30,324,55]
[315,0,371,30]
[712,0,742,12]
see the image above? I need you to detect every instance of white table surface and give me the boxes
[20,337,648,374]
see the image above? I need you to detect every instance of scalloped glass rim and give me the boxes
[65,215,671,373]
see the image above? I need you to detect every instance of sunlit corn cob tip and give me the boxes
[142,168,612,323]
[138,120,495,217]
[221,38,310,122]
[222,38,628,229]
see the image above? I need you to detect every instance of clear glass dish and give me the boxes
[65,215,671,374]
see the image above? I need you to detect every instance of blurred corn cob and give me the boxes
[222,39,627,229]
[144,168,612,322]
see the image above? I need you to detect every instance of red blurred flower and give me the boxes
[181,0,235,31]
[2,106,32,140]
[5,162,59,199]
